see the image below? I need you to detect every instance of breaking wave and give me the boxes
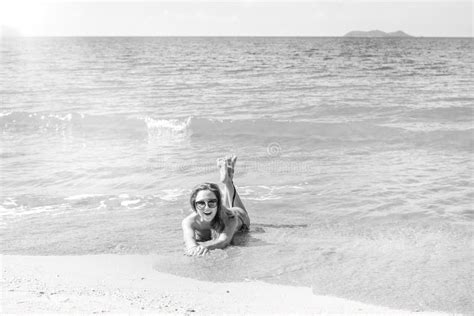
[1,112,471,150]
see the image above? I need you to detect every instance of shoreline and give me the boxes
[1,254,443,314]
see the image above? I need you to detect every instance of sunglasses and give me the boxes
[195,199,218,210]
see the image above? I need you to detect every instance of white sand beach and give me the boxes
[1,255,443,315]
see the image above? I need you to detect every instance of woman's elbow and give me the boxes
[218,236,233,248]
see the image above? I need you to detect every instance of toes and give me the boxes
[216,158,225,167]
[217,156,237,177]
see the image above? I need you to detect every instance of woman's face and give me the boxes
[194,190,218,222]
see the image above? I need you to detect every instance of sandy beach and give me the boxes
[1,254,443,315]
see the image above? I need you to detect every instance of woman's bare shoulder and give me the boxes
[182,212,198,227]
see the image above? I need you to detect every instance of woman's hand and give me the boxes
[186,245,209,256]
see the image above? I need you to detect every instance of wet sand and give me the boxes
[1,254,443,314]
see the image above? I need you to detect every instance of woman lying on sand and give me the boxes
[182,155,250,256]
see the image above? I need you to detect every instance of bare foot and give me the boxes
[217,158,230,184]
[217,155,237,184]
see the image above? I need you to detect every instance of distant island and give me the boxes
[344,30,413,38]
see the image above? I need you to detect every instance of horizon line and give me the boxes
[1,35,473,38]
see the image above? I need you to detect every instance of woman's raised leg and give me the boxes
[217,156,250,227]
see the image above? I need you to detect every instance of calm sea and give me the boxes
[1,37,473,313]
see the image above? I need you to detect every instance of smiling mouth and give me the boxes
[203,211,213,215]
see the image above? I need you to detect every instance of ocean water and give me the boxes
[1,37,473,313]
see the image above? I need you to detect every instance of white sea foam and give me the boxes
[121,199,141,207]
[0,204,71,219]
[64,194,104,201]
[2,197,18,207]
[144,117,188,137]
[237,185,305,200]
[159,189,188,201]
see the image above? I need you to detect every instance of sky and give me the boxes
[0,0,472,37]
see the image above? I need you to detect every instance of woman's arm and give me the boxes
[181,216,208,256]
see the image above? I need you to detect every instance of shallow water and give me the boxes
[1,37,473,313]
